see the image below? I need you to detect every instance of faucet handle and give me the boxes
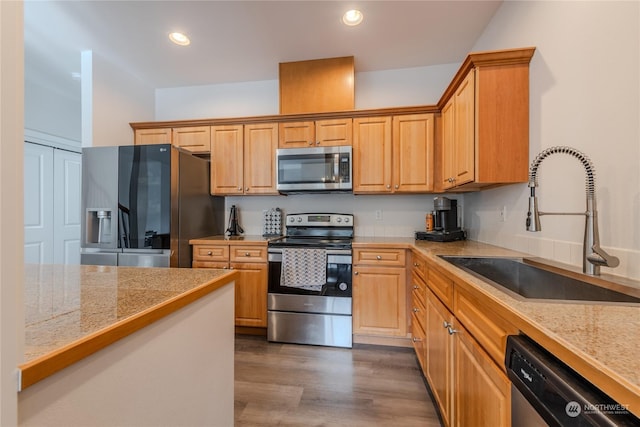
[587,245,620,268]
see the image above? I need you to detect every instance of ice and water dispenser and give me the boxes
[85,209,114,245]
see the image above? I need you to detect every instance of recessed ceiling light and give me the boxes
[169,32,190,46]
[342,9,363,26]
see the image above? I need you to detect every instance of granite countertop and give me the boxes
[401,240,640,415]
[20,264,237,389]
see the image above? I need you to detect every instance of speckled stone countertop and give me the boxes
[20,264,237,389]
[355,238,640,415]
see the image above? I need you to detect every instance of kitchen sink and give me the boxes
[439,256,640,304]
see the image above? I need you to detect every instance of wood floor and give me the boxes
[234,335,442,426]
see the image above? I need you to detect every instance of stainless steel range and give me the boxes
[267,213,353,348]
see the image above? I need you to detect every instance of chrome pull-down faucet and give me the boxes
[526,146,619,276]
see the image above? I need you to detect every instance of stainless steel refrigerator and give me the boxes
[80,144,224,267]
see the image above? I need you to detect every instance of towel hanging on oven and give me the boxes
[281,248,327,291]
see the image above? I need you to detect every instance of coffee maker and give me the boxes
[416,197,466,242]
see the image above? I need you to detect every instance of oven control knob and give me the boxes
[344,217,350,223]
[296,217,302,223]
[289,217,295,223]
[336,217,342,223]
[338,282,348,291]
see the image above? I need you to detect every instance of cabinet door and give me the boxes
[352,116,392,193]
[353,266,407,337]
[211,125,244,195]
[244,124,278,195]
[452,70,475,187]
[426,290,454,427]
[278,121,315,148]
[134,128,171,145]
[441,99,456,190]
[172,126,211,154]
[315,118,352,146]
[454,323,511,427]
[231,262,268,327]
[392,114,434,192]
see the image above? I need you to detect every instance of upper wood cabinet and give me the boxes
[243,123,278,195]
[278,118,352,148]
[172,126,211,154]
[210,125,244,195]
[134,128,171,145]
[438,47,535,191]
[210,123,278,196]
[353,113,434,193]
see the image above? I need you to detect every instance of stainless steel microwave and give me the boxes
[276,146,352,193]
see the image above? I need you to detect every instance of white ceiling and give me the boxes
[24,0,502,96]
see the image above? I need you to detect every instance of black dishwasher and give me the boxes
[505,335,639,427]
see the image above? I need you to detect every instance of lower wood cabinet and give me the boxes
[353,248,407,338]
[192,242,268,328]
[412,252,513,427]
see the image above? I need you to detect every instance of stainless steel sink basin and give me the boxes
[439,256,640,304]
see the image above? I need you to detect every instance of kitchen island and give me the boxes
[19,264,237,427]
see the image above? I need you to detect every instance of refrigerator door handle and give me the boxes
[118,203,130,248]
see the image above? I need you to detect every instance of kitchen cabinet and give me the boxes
[416,255,515,427]
[278,118,352,148]
[134,128,171,145]
[192,242,268,328]
[353,114,434,193]
[410,252,428,371]
[438,47,534,191]
[210,123,278,195]
[172,126,211,154]
[352,248,407,338]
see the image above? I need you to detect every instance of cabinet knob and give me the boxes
[386,184,391,189]
[413,308,420,313]
[245,252,250,257]
[308,141,314,145]
[376,255,382,260]
[413,262,420,267]
[229,266,234,270]
[443,321,452,329]
[394,184,399,189]
[413,285,420,290]
[207,251,212,256]
[237,186,242,191]
[412,337,422,343]
[354,271,359,275]
[245,187,249,191]
[447,326,458,335]
[316,141,320,145]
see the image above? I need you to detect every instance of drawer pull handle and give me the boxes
[207,251,212,256]
[443,321,452,329]
[413,285,420,290]
[412,337,422,343]
[354,271,359,276]
[447,326,458,335]
[245,252,250,257]
[413,308,420,313]
[376,255,382,260]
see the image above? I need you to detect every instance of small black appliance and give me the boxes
[416,197,466,242]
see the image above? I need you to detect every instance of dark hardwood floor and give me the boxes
[234,335,442,426]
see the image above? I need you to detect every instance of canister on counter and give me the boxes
[425,212,434,231]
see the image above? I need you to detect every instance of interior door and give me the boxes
[24,142,82,264]
[24,143,54,263]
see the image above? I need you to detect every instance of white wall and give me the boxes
[464,1,640,279]
[87,51,155,147]
[155,63,459,120]
[1,1,24,425]
[24,79,81,144]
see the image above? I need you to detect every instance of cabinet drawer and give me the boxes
[192,260,230,269]
[411,272,426,307]
[354,248,406,267]
[193,245,229,262]
[411,289,426,331]
[230,245,267,263]
[411,251,428,280]
[427,264,454,309]
[454,287,518,367]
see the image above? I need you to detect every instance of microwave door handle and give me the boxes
[334,154,339,181]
